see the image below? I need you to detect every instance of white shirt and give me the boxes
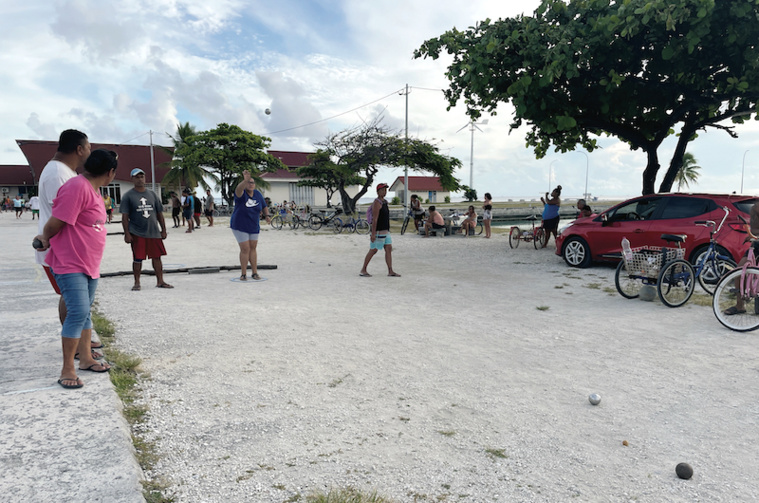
[36,160,77,265]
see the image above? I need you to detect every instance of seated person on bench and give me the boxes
[459,205,477,237]
[424,206,446,237]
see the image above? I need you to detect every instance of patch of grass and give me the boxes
[602,287,617,294]
[536,305,550,311]
[584,282,602,290]
[689,292,713,306]
[436,430,456,437]
[307,487,396,503]
[554,285,564,289]
[91,309,173,503]
[485,448,508,459]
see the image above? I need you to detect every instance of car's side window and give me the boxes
[609,197,660,221]
[635,197,662,220]
[659,197,716,219]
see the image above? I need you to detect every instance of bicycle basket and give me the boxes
[623,246,685,279]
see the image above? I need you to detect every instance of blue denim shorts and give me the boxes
[53,272,98,338]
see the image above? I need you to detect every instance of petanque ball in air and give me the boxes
[588,393,601,405]
[265,108,271,115]
[676,463,693,480]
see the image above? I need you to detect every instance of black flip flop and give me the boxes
[79,363,110,373]
[58,377,83,389]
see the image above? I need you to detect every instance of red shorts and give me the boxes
[130,235,167,260]
[43,266,61,294]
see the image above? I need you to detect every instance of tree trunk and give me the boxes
[337,186,355,215]
[641,148,660,195]
[658,126,694,194]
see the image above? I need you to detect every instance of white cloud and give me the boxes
[0,0,757,198]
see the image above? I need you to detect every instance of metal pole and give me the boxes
[149,130,156,194]
[404,84,409,208]
[469,122,474,188]
[578,151,589,199]
[742,150,749,193]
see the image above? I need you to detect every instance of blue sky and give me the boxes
[3,0,759,201]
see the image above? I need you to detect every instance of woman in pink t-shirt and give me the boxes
[35,149,118,389]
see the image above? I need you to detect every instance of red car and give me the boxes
[555,193,758,267]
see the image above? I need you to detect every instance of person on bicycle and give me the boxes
[460,205,478,237]
[410,194,424,232]
[540,185,562,248]
[725,200,759,315]
[360,183,401,277]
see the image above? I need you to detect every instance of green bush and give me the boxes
[444,196,451,203]
[391,196,400,205]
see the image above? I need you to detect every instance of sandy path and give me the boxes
[93,221,759,502]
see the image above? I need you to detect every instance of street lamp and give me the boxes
[576,151,589,199]
[549,160,558,193]
[457,119,488,189]
[742,150,749,194]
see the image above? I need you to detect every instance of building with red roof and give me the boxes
[0,165,36,200]
[12,139,174,203]
[389,176,451,203]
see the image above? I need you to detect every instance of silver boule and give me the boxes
[264,108,271,115]
[589,393,601,405]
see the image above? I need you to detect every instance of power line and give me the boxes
[263,88,405,135]
[115,131,151,145]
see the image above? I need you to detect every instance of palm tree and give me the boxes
[675,153,701,191]
[160,122,217,193]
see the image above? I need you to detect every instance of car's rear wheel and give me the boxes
[562,237,591,268]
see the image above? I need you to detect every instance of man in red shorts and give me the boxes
[120,168,173,291]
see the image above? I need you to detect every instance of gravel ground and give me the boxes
[94,220,759,502]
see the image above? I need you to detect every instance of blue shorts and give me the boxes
[232,229,260,243]
[370,233,392,250]
[53,272,97,338]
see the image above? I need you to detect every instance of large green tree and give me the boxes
[176,123,286,206]
[161,122,217,194]
[303,117,461,214]
[415,0,759,195]
[296,151,363,208]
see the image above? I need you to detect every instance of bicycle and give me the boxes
[508,215,546,249]
[691,206,737,294]
[614,234,695,307]
[712,244,759,331]
[336,213,370,234]
[270,210,300,230]
[307,206,343,233]
[212,205,232,217]
[400,205,423,235]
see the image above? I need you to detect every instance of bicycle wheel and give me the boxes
[400,216,410,235]
[475,222,483,235]
[330,217,343,234]
[614,261,642,299]
[287,215,299,230]
[355,219,370,235]
[713,267,759,331]
[533,227,546,250]
[308,215,323,230]
[698,255,736,295]
[270,215,283,230]
[509,227,520,249]
[657,259,695,308]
